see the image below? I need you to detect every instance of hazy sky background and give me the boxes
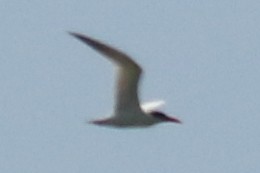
[1,1,259,173]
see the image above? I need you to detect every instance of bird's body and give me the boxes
[69,32,181,128]
[92,109,163,127]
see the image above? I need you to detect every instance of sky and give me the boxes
[1,1,260,173]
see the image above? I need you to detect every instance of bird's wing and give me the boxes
[141,100,165,113]
[69,32,142,116]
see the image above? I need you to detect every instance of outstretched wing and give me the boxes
[69,32,142,115]
[141,100,165,113]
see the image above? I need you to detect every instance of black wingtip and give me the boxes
[68,31,92,45]
[67,31,75,36]
[68,31,83,39]
[68,31,109,53]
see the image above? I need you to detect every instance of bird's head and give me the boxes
[149,111,182,124]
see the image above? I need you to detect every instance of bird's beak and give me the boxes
[166,117,182,124]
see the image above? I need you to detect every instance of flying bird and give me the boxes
[69,32,181,128]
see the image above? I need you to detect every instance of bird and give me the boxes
[69,32,181,128]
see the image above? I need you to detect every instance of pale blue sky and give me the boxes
[1,1,259,173]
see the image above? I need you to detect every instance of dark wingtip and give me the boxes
[67,31,102,48]
[174,118,182,124]
[68,31,84,40]
[67,31,75,36]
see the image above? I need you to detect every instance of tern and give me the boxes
[69,32,181,128]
